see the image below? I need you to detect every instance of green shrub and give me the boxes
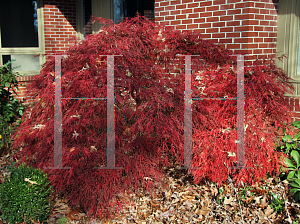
[275,121,300,202]
[0,61,24,151]
[0,162,54,224]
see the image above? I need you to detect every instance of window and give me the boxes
[0,0,45,75]
[276,0,300,96]
[76,0,155,39]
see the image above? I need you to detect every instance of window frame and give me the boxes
[276,0,300,96]
[0,0,46,75]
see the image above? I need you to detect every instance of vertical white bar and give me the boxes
[106,55,115,169]
[46,55,70,170]
[236,55,245,168]
[184,55,192,169]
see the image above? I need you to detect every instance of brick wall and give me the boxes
[43,0,77,54]
[155,0,279,66]
[154,0,300,121]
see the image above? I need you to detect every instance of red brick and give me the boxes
[255,14,264,20]
[242,20,259,26]
[243,8,260,14]
[194,7,206,13]
[235,2,255,8]
[242,43,258,48]
[235,14,254,20]
[160,1,170,6]
[155,2,160,7]
[187,24,199,29]
[176,15,187,19]
[212,33,225,38]
[242,32,259,37]
[182,8,193,14]
[234,38,253,43]
[269,33,277,37]
[227,0,240,3]
[227,44,241,49]
[206,17,219,22]
[206,28,219,33]
[176,4,187,9]
[253,49,263,54]
[254,26,264,31]
[182,0,194,3]
[165,15,175,20]
[171,20,181,25]
[176,24,187,29]
[260,9,270,14]
[227,21,240,26]
[213,10,226,16]
[155,16,165,22]
[255,2,265,8]
[213,0,226,4]
[269,43,277,48]
[213,22,226,27]
[227,32,240,38]
[160,11,170,16]
[259,32,269,37]
[200,1,212,6]
[264,27,273,32]
[155,7,165,12]
[220,4,234,10]
[263,49,273,54]
[182,19,193,24]
[188,13,199,18]
[166,5,176,10]
[160,21,170,26]
[199,23,212,28]
[259,43,269,48]
[200,12,212,17]
[235,26,252,32]
[264,38,275,42]
[170,10,181,15]
[206,6,220,12]
[220,27,233,32]
[210,39,219,44]
[270,21,277,26]
[235,49,253,54]
[201,33,211,38]
[265,15,274,20]
[219,38,233,43]
[170,0,181,5]
[187,3,199,8]
[194,18,205,23]
[254,38,263,42]
[227,9,242,15]
[220,15,233,21]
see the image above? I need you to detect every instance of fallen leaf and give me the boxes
[198,206,211,216]
[24,178,39,186]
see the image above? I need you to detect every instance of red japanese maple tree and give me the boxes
[12,16,294,219]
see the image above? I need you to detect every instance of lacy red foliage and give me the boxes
[12,16,294,219]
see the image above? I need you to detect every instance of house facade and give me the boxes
[1,0,300,120]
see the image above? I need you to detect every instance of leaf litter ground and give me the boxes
[1,147,300,224]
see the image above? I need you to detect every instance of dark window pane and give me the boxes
[0,0,39,47]
[83,0,92,36]
[2,55,11,66]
